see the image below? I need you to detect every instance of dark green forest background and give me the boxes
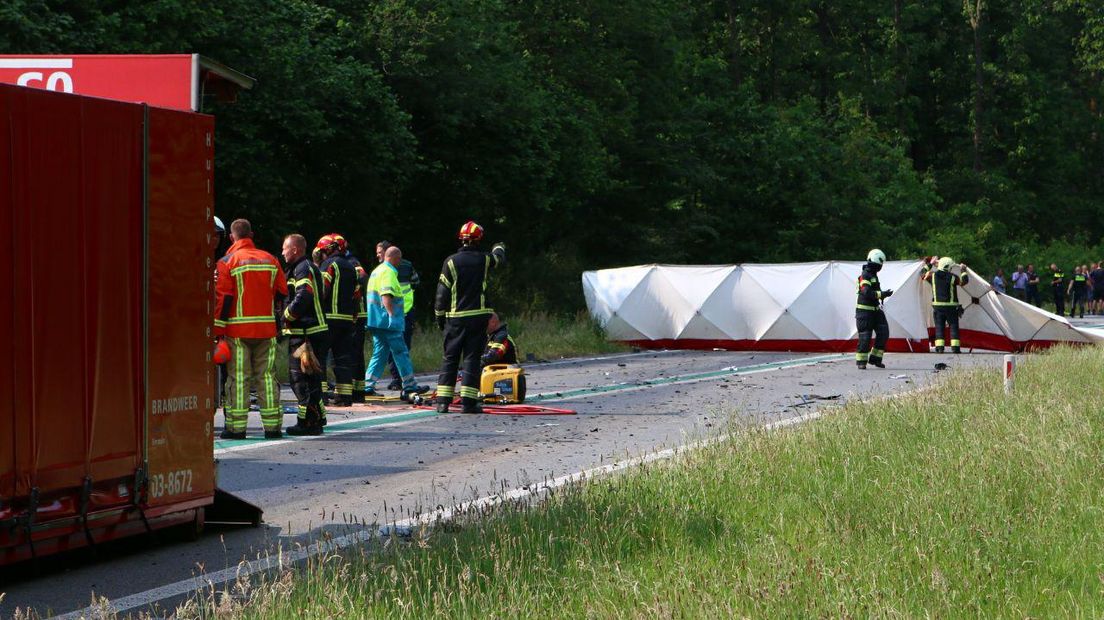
[4,0,1103,313]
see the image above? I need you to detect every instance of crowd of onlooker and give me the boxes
[989,263,1104,318]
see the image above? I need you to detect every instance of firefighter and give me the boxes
[363,246,430,398]
[855,249,893,369]
[214,219,288,439]
[481,313,518,369]
[280,233,329,435]
[344,240,370,403]
[922,256,970,353]
[434,221,507,413]
[376,241,421,391]
[317,234,360,407]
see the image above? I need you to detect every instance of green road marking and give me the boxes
[214,409,439,451]
[528,353,848,402]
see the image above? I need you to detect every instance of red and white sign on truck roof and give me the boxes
[0,54,254,111]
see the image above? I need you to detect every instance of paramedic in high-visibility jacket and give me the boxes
[434,222,506,414]
[363,246,430,400]
[214,219,289,440]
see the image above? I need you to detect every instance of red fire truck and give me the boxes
[0,56,258,565]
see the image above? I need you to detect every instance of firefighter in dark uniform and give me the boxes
[1050,263,1066,317]
[280,233,330,435]
[434,221,506,413]
[855,249,893,369]
[481,313,518,369]
[344,242,370,403]
[922,256,969,353]
[318,234,360,407]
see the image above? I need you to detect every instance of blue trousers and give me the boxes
[366,328,416,390]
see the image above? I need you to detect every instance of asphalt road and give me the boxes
[0,348,1002,618]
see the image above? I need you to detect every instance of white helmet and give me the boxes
[866,249,886,265]
[937,256,954,271]
[214,216,226,233]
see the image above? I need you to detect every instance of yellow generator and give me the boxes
[480,364,527,404]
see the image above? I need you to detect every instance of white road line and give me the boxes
[57,361,905,620]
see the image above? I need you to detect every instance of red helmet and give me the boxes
[213,339,231,365]
[315,234,339,253]
[458,221,483,242]
[331,233,348,253]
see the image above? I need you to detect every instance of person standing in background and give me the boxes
[1010,265,1027,301]
[1025,265,1041,307]
[1091,262,1104,315]
[1068,266,1088,319]
[1082,264,1094,311]
[991,269,1006,294]
[1050,263,1066,317]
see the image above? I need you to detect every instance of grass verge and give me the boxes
[195,347,1104,616]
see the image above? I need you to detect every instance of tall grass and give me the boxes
[105,346,1104,617]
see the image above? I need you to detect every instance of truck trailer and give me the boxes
[0,82,249,565]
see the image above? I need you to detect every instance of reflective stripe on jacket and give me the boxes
[214,238,288,338]
[928,269,967,307]
[283,256,328,336]
[321,254,360,322]
[435,245,506,320]
[482,324,518,366]
[855,265,882,312]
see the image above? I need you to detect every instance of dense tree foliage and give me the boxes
[4,0,1102,313]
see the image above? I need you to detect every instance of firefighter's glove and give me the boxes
[881,289,894,299]
[436,315,446,331]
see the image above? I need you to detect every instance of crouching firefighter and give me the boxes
[856,249,894,369]
[435,221,507,414]
[923,256,969,353]
[281,234,330,435]
[481,313,518,369]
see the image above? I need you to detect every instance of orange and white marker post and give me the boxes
[1003,354,1016,394]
